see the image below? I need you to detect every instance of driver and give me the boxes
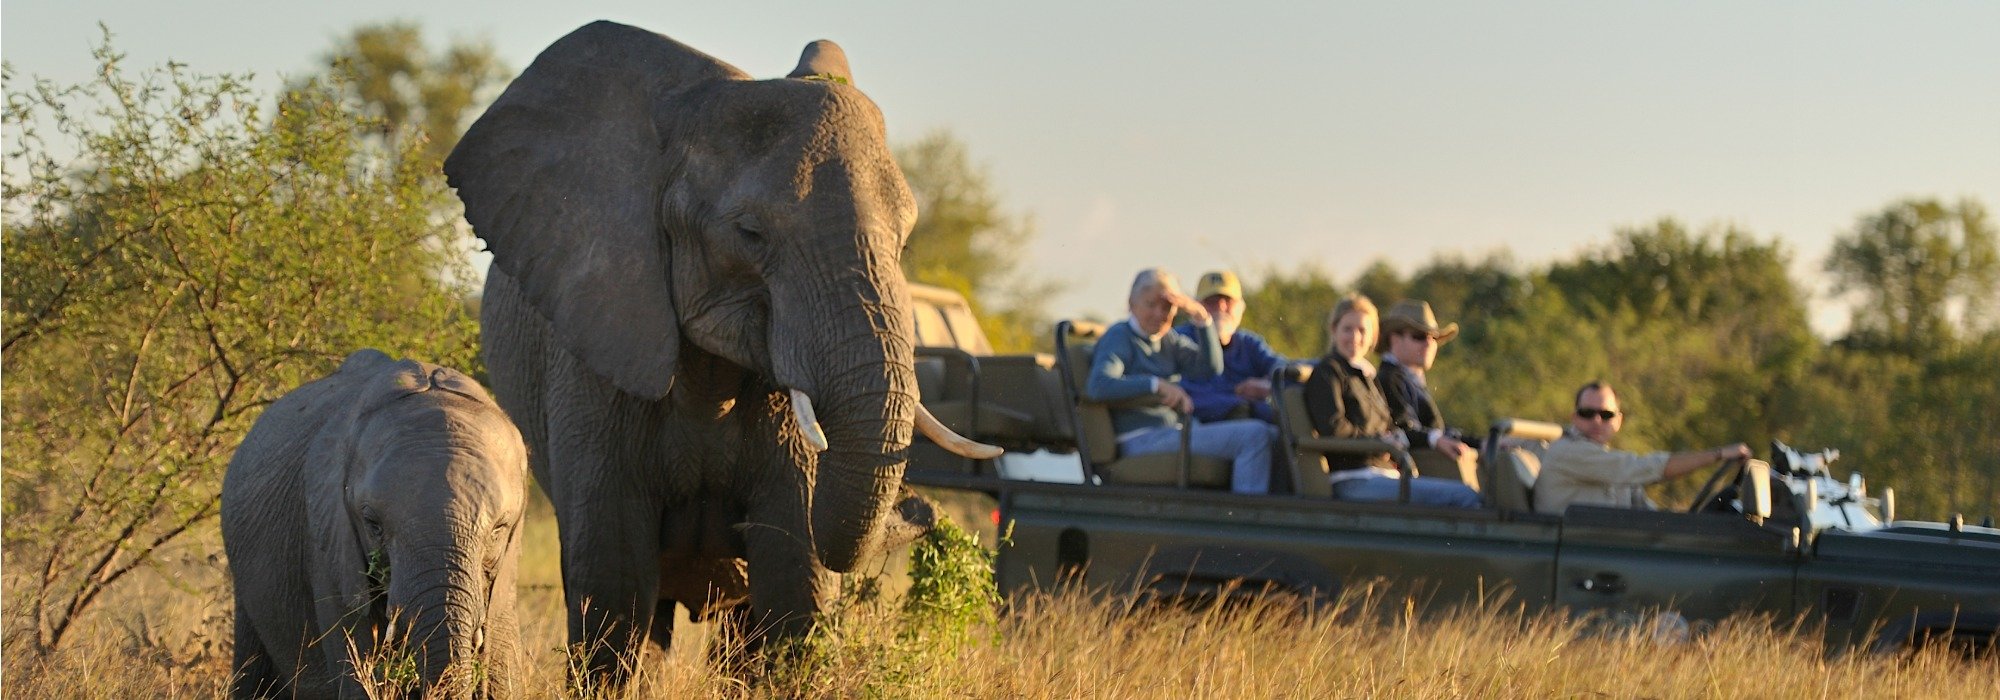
[1534,381,1752,513]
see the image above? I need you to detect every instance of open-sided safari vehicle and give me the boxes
[900,308,2000,654]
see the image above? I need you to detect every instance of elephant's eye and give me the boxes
[736,224,767,249]
[485,524,512,567]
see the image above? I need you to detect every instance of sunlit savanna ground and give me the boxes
[5,491,1995,699]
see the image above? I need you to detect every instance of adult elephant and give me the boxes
[444,21,997,681]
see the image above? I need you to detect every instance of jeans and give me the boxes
[1119,419,1278,494]
[1332,473,1483,508]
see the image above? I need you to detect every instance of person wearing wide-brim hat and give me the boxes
[1378,299,1459,346]
[1375,300,1476,468]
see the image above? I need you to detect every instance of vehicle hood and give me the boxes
[1813,521,2000,572]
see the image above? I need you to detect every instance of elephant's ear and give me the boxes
[446,21,747,399]
[302,385,382,655]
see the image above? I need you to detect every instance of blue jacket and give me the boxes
[1087,319,1223,436]
[1173,324,1288,423]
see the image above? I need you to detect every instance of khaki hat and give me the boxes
[1195,270,1243,301]
[1380,299,1459,344]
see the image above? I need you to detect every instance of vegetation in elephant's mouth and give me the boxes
[755,513,1004,687]
[899,517,1004,645]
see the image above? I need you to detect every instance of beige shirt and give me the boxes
[1534,433,1669,513]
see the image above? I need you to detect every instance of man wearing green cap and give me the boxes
[1172,270,1294,425]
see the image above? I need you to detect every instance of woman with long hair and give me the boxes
[1301,293,1481,507]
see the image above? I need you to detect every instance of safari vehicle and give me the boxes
[903,315,2000,653]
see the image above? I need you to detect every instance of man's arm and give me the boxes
[1084,327,1157,403]
[1242,331,1288,377]
[1181,376,1243,422]
[1660,443,1752,480]
[1377,366,1424,432]
[1171,324,1238,420]
[1158,287,1221,378]
[1176,323,1224,379]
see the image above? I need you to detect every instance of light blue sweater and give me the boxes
[1086,319,1223,436]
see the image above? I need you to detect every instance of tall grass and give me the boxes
[6,506,1995,699]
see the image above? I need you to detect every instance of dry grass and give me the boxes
[7,502,1995,699]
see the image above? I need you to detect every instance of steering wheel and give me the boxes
[1687,457,1747,514]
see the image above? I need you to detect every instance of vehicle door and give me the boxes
[1554,506,1798,624]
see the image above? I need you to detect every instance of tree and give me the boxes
[1239,265,1345,360]
[315,21,510,165]
[1533,221,1817,448]
[1403,253,1530,347]
[2,36,480,652]
[895,130,1056,352]
[1348,260,1406,307]
[1826,197,2000,356]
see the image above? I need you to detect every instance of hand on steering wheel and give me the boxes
[1687,456,1749,514]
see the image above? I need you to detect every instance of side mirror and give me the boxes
[1742,459,1773,524]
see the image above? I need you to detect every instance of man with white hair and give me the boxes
[1087,268,1280,494]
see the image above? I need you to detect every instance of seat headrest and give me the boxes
[1492,418,1563,442]
[1504,447,1541,486]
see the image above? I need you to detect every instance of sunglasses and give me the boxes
[1575,408,1620,421]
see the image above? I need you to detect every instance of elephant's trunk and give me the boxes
[810,388,913,573]
[778,267,916,574]
[386,554,490,699]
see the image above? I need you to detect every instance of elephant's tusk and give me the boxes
[790,389,831,452]
[915,402,1005,460]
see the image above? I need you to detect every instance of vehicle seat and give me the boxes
[1480,418,1563,512]
[1275,384,1334,498]
[1413,448,1481,492]
[969,352,1076,448]
[1491,445,1543,512]
[1059,338,1231,489]
[914,347,1037,443]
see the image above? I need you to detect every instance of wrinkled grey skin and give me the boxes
[445,21,930,682]
[222,350,528,699]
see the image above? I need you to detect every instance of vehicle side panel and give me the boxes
[1553,507,1798,623]
[1799,528,2000,649]
[998,484,1562,611]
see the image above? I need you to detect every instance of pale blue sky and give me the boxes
[7,1,1998,335]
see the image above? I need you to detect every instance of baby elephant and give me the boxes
[223,350,528,699]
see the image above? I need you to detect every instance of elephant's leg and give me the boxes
[548,422,664,684]
[543,382,666,686]
[646,599,676,656]
[230,613,281,700]
[740,480,838,650]
[554,490,663,686]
